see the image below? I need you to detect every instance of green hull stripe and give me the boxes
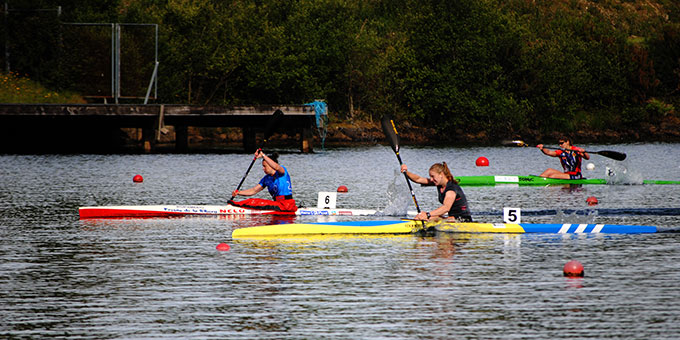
[454,175,680,186]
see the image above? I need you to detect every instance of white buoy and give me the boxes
[586,163,595,170]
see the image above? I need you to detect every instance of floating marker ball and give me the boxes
[337,185,348,193]
[133,174,143,183]
[216,243,231,251]
[586,196,598,205]
[475,157,489,167]
[563,260,584,277]
[586,162,595,170]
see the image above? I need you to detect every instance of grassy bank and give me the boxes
[0,72,85,104]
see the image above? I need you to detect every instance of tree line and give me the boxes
[2,0,679,140]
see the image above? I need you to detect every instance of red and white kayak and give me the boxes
[78,204,381,219]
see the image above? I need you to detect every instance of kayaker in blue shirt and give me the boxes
[401,162,472,222]
[229,150,297,212]
[537,137,590,179]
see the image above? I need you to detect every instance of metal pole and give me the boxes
[144,61,158,104]
[111,23,115,103]
[154,24,158,99]
[115,23,121,104]
[4,2,9,73]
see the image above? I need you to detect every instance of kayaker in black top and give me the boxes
[400,162,473,222]
[537,136,590,179]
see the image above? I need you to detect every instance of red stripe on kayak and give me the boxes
[78,207,293,219]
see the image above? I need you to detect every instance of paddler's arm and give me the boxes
[400,164,431,185]
[537,144,557,157]
[258,150,285,175]
[414,191,455,221]
[572,146,590,160]
[232,184,264,197]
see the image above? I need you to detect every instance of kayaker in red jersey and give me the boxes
[400,162,472,222]
[229,150,297,212]
[537,137,590,179]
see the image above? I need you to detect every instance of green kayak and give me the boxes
[454,175,680,186]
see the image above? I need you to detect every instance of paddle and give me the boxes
[230,110,284,201]
[381,115,428,230]
[502,139,627,161]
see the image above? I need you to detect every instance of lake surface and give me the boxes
[2,143,680,339]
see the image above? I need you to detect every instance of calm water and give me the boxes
[2,143,680,339]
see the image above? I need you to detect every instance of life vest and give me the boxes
[555,148,584,177]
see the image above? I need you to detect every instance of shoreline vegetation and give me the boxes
[2,0,680,149]
[2,71,680,151]
[140,115,680,152]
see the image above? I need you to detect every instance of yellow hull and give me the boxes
[231,220,526,238]
[232,220,421,237]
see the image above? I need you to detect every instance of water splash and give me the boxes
[604,162,643,184]
[381,169,411,216]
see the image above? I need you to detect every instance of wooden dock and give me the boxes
[0,104,318,153]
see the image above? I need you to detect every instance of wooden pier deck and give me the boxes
[0,104,319,153]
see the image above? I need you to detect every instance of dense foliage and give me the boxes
[2,0,679,139]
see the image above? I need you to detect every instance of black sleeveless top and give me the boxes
[438,181,471,219]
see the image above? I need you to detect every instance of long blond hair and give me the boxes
[429,162,457,184]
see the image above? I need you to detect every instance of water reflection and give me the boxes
[3,145,680,339]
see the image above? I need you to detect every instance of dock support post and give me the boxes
[142,126,154,152]
[155,104,168,141]
[175,125,188,152]
[301,126,314,153]
[243,127,256,152]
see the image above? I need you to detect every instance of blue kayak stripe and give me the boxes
[520,223,656,234]
[299,221,656,233]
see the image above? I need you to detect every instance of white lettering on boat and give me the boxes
[494,176,519,183]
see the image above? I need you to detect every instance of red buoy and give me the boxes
[475,157,489,167]
[563,260,584,277]
[133,174,143,183]
[216,243,231,251]
[586,196,598,205]
[337,185,348,193]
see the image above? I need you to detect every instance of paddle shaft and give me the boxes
[505,140,626,161]
[381,115,424,217]
[395,152,422,214]
[540,146,625,161]
[230,110,283,200]
[230,149,261,201]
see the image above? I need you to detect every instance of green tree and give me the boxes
[393,0,529,138]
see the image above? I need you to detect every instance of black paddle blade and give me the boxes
[596,150,626,161]
[263,109,284,142]
[381,115,400,153]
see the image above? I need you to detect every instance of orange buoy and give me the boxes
[337,185,348,193]
[586,196,598,205]
[133,174,143,183]
[216,243,231,251]
[475,157,489,167]
[563,260,584,277]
